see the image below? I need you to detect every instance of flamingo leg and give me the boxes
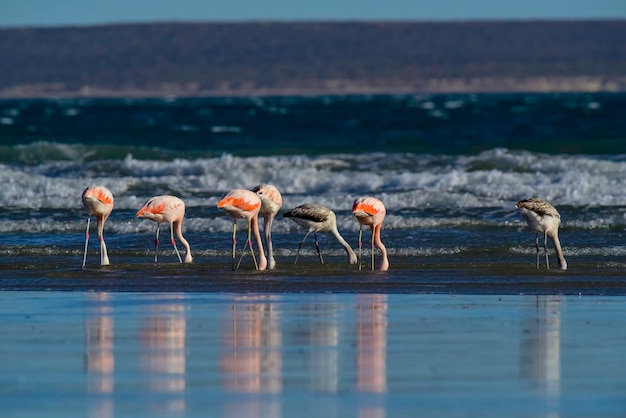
[294,231,311,265]
[236,238,248,270]
[170,222,183,263]
[237,218,258,270]
[154,223,161,263]
[265,215,275,269]
[235,220,250,270]
[534,233,540,269]
[231,220,237,271]
[370,226,376,271]
[314,232,324,264]
[357,226,363,271]
[543,232,550,269]
[82,216,91,268]
[248,218,258,270]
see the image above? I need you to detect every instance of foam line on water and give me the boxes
[2,148,626,232]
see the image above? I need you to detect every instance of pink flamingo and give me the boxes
[136,195,192,263]
[217,189,267,271]
[251,184,282,269]
[82,185,114,268]
[352,197,389,271]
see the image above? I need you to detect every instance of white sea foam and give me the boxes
[2,148,626,233]
[509,245,626,257]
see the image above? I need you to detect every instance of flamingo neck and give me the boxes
[252,216,267,270]
[549,231,567,270]
[174,221,193,263]
[264,214,276,269]
[96,215,110,266]
[373,224,389,271]
[332,227,357,264]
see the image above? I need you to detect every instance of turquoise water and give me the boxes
[1,292,625,417]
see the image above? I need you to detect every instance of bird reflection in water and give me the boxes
[221,295,282,418]
[138,295,187,414]
[85,292,115,418]
[304,296,339,394]
[521,296,562,417]
[357,294,388,418]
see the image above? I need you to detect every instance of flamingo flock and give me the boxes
[82,184,567,272]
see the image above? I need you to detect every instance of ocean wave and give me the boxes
[2,148,626,231]
[0,213,623,235]
[0,141,188,165]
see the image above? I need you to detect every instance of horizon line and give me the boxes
[1,16,625,30]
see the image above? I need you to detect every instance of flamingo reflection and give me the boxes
[138,295,187,413]
[85,292,115,418]
[521,296,562,416]
[306,297,340,394]
[357,294,388,418]
[357,294,388,393]
[221,296,282,418]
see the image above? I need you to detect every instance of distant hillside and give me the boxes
[0,20,625,97]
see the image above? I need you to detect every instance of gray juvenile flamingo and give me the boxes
[516,197,567,270]
[283,203,357,265]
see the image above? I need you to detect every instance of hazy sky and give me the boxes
[1,0,625,27]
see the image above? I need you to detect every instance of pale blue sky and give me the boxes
[0,0,625,27]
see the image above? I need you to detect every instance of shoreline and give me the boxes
[1,76,625,99]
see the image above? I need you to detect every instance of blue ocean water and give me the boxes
[0,93,625,291]
[2,94,626,417]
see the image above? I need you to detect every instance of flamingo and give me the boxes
[251,184,282,270]
[81,185,114,268]
[135,195,192,263]
[217,189,267,271]
[516,197,567,270]
[352,197,389,271]
[282,203,357,265]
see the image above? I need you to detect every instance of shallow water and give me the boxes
[1,224,626,295]
[1,292,625,417]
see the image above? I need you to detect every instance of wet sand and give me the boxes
[1,291,626,417]
[1,253,626,295]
